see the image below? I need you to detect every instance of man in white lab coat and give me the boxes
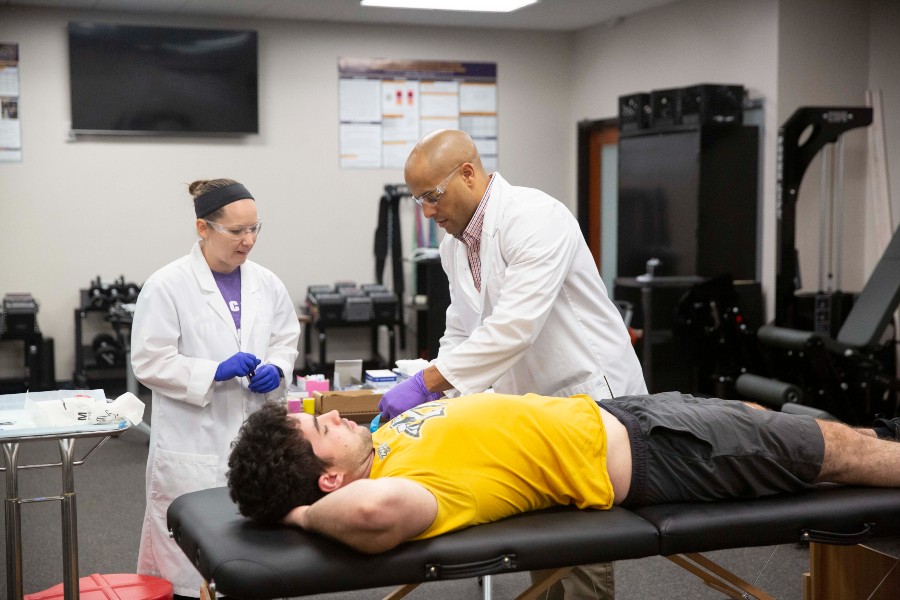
[378,130,647,599]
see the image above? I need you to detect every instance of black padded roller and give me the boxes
[780,402,840,422]
[757,324,816,350]
[735,373,802,408]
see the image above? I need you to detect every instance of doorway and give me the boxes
[577,118,619,292]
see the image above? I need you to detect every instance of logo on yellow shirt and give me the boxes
[389,402,447,438]
[376,442,390,459]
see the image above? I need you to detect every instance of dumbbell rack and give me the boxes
[72,289,127,390]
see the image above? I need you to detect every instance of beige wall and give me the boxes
[867,0,900,269]
[778,0,872,295]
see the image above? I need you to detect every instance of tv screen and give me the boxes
[68,22,258,135]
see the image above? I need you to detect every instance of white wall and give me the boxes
[867,0,900,267]
[0,7,573,379]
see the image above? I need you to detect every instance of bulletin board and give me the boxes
[338,57,497,170]
[0,43,21,163]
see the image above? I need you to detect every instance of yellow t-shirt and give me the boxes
[369,393,613,539]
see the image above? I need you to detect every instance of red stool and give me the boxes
[25,573,172,600]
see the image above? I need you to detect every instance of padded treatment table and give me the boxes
[169,486,900,600]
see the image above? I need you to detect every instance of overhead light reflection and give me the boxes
[360,0,539,13]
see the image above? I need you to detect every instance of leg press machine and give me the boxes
[168,485,900,599]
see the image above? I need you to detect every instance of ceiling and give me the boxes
[3,0,682,32]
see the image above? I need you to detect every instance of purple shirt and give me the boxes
[212,268,242,330]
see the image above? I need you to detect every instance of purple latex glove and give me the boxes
[377,370,442,420]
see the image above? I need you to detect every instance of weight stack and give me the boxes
[618,92,651,132]
[679,84,745,126]
[649,87,681,127]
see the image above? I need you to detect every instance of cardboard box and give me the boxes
[313,390,382,424]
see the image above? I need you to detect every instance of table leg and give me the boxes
[303,320,311,367]
[4,442,24,600]
[59,438,80,600]
[318,330,327,373]
[482,574,493,600]
[388,323,396,366]
[641,286,654,392]
[124,341,139,398]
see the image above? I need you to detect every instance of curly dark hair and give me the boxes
[227,402,330,524]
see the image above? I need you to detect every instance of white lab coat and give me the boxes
[131,241,300,596]
[434,173,646,400]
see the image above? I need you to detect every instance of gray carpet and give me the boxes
[0,388,812,599]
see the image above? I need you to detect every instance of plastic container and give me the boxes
[25,573,173,600]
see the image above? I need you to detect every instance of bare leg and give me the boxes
[816,420,900,487]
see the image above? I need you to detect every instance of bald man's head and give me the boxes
[404,129,492,236]
[405,130,487,189]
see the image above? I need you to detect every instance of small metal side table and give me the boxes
[1,391,134,600]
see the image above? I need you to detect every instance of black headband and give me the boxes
[194,183,254,218]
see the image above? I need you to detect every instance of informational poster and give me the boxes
[0,43,21,163]
[339,58,497,170]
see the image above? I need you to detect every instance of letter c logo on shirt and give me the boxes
[229,300,240,313]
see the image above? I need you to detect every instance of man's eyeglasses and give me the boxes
[413,163,465,207]
[204,219,263,240]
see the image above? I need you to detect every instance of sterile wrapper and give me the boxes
[24,392,145,428]
[393,358,430,377]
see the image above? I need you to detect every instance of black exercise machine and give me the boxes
[374,184,410,351]
[736,106,898,424]
[0,293,56,392]
[737,224,899,424]
[672,274,766,399]
[774,106,872,330]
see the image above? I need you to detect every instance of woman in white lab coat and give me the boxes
[131,179,300,599]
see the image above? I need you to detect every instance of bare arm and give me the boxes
[282,477,438,553]
[422,364,452,393]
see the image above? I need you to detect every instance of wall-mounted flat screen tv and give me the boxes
[68,22,258,135]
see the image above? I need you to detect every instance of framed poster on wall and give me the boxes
[339,57,497,170]
[0,43,22,163]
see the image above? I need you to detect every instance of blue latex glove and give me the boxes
[215,352,260,382]
[369,413,381,432]
[248,364,281,393]
[377,370,442,420]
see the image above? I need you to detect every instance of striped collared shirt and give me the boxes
[455,174,495,292]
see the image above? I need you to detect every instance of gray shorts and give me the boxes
[602,392,825,507]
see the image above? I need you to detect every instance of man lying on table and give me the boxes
[226,392,900,553]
